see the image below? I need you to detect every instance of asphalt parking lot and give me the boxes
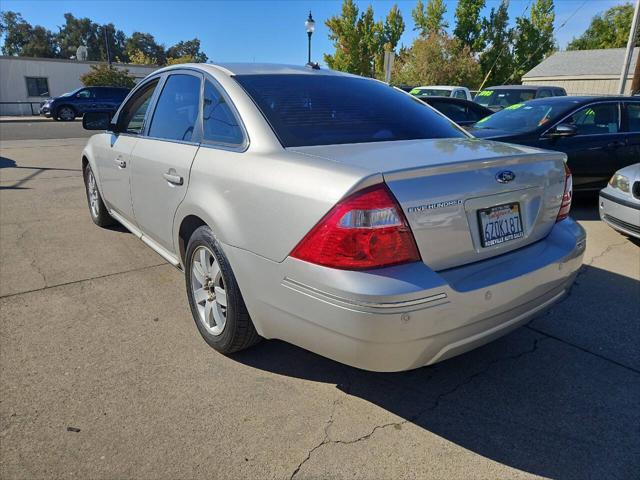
[1,120,639,479]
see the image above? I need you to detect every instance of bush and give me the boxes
[80,64,136,88]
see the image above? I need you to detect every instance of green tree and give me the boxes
[325,0,364,73]
[57,13,101,60]
[510,0,555,83]
[125,32,165,65]
[0,11,58,57]
[412,0,448,37]
[453,0,486,52]
[96,23,128,63]
[166,38,207,63]
[479,0,513,86]
[392,33,481,87]
[568,3,638,50]
[80,64,135,88]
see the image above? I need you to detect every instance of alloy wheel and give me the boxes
[190,246,227,336]
[86,169,100,219]
[58,107,74,121]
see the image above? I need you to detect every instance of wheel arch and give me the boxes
[55,104,76,119]
[177,214,208,267]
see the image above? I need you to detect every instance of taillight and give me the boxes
[556,163,572,222]
[291,184,421,270]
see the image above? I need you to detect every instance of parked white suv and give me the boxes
[410,85,473,101]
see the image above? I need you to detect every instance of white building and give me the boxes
[0,56,160,116]
[522,48,639,96]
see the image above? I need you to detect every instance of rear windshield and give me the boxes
[475,89,537,108]
[235,74,465,147]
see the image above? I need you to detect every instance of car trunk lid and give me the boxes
[289,138,567,271]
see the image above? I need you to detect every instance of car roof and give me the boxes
[523,95,639,104]
[158,62,356,78]
[416,85,458,89]
[483,85,560,90]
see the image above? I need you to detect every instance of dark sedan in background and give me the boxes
[40,86,130,121]
[474,85,567,111]
[470,96,640,190]
[417,97,494,127]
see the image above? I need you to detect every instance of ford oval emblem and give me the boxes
[496,170,516,184]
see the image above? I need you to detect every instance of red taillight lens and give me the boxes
[291,184,421,270]
[556,163,573,222]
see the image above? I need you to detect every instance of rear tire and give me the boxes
[83,164,115,227]
[185,226,261,354]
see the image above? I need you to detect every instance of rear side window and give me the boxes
[537,89,552,98]
[148,74,201,142]
[203,80,244,145]
[431,101,468,122]
[235,74,465,147]
[625,103,640,132]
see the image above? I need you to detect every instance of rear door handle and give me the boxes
[607,140,626,149]
[163,172,183,185]
[114,157,126,168]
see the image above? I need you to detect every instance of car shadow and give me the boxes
[230,264,640,479]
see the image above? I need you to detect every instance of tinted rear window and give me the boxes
[235,74,465,147]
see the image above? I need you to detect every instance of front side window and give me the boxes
[203,80,244,145]
[119,80,159,134]
[148,74,201,142]
[625,103,640,132]
[25,77,49,97]
[566,103,619,135]
[235,74,465,147]
[76,89,93,99]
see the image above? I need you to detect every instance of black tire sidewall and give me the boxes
[83,164,112,226]
[185,226,246,353]
[57,106,75,121]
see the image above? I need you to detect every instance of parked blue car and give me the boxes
[40,86,130,121]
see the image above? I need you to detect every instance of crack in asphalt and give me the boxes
[0,262,169,300]
[289,338,545,478]
[527,239,639,375]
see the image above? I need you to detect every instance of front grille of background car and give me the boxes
[633,181,640,200]
[603,214,640,235]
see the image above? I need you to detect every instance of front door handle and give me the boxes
[114,157,126,168]
[163,172,183,185]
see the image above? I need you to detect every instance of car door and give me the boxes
[74,88,97,114]
[621,101,640,165]
[539,102,624,189]
[130,71,202,253]
[97,78,160,224]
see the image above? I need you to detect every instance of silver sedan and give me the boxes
[81,63,585,372]
[599,163,640,239]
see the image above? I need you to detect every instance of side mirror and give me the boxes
[547,123,577,138]
[82,111,113,131]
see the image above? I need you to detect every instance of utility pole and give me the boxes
[104,25,112,65]
[618,0,640,94]
[631,51,640,94]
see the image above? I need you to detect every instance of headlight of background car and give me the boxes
[609,174,630,192]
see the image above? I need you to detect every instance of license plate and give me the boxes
[478,203,524,247]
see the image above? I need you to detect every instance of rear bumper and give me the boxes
[599,191,640,239]
[226,218,586,372]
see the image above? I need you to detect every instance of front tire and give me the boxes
[56,106,76,121]
[185,226,260,354]
[83,164,114,227]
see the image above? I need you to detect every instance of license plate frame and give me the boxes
[477,202,524,248]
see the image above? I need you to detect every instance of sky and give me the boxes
[0,0,625,66]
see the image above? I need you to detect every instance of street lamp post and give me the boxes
[305,11,315,65]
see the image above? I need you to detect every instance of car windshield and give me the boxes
[411,88,452,97]
[475,89,537,107]
[473,101,575,133]
[235,74,465,147]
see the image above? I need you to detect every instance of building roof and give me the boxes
[523,48,639,78]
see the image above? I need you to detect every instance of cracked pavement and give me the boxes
[1,124,639,479]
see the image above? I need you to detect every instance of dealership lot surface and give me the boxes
[1,122,639,479]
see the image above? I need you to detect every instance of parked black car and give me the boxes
[417,96,494,127]
[40,86,130,121]
[474,85,566,111]
[470,96,640,190]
